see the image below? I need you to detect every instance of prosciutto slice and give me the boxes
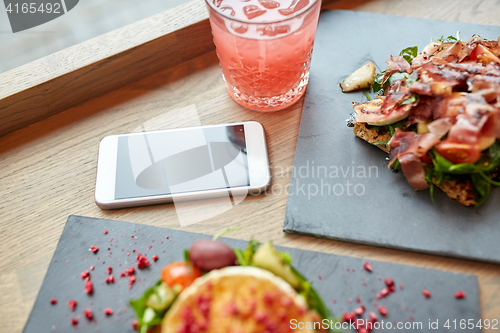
[382,56,412,83]
[388,129,440,190]
[427,118,454,138]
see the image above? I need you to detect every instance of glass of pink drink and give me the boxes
[205,0,322,111]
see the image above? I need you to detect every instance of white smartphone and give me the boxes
[95,121,271,209]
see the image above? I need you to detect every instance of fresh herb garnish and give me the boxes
[372,139,390,146]
[399,46,418,64]
[428,142,500,206]
[398,94,420,106]
[130,281,169,333]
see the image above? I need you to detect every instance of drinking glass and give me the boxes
[205,0,322,111]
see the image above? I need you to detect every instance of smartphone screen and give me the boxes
[114,125,249,200]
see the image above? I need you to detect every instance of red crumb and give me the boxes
[80,270,90,280]
[136,252,151,269]
[423,289,431,299]
[399,284,404,290]
[126,266,135,276]
[50,297,57,305]
[68,300,77,311]
[378,306,388,317]
[132,320,139,330]
[342,312,355,323]
[71,318,78,326]
[318,275,322,280]
[363,262,372,272]
[106,275,115,284]
[354,306,365,316]
[147,245,152,251]
[103,230,108,234]
[90,246,99,254]
[369,311,378,321]
[129,275,136,290]
[85,281,93,294]
[455,291,466,299]
[84,308,93,320]
[384,278,394,287]
[120,272,126,278]
[152,255,159,262]
[166,236,169,239]
[104,308,113,316]
[357,297,361,303]
[107,267,112,274]
[90,266,95,271]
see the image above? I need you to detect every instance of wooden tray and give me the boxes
[1,1,500,332]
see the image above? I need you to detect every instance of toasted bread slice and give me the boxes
[353,122,391,153]
[161,266,317,333]
[353,122,477,206]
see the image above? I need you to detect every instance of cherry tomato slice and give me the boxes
[435,141,481,164]
[161,261,202,289]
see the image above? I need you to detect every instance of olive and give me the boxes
[189,239,237,271]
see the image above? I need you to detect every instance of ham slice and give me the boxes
[399,154,430,190]
[427,118,454,138]
[382,56,412,83]
[388,129,440,190]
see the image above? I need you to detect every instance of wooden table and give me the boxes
[1,0,499,331]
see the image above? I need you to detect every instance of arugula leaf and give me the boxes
[372,71,385,94]
[471,173,491,207]
[234,239,260,266]
[373,139,390,146]
[184,249,190,262]
[399,46,418,64]
[130,280,167,333]
[398,94,420,106]
[391,158,400,171]
[385,119,408,137]
[290,266,342,333]
[435,31,462,44]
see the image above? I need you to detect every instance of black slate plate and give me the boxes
[283,10,500,264]
[25,215,479,332]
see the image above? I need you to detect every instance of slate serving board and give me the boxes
[25,215,479,332]
[284,10,500,264]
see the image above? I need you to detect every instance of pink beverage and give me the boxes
[205,0,322,111]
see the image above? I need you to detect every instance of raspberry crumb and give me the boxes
[423,289,431,299]
[90,266,95,271]
[455,291,466,299]
[384,278,394,287]
[103,230,108,234]
[85,281,94,294]
[107,267,112,274]
[136,252,151,269]
[68,300,77,311]
[71,318,78,326]
[378,306,388,317]
[318,275,322,280]
[166,236,169,239]
[80,270,90,280]
[84,308,93,320]
[90,246,99,254]
[152,255,159,262]
[106,275,115,284]
[50,297,57,305]
[104,308,113,316]
[363,262,372,272]
[132,320,139,331]
[126,266,135,276]
[129,275,136,289]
